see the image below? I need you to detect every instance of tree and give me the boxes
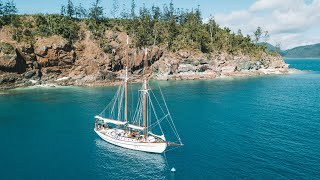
[60,5,66,16]
[135,4,153,47]
[263,30,269,42]
[130,0,136,18]
[253,26,262,44]
[76,3,87,19]
[208,16,216,41]
[275,42,281,53]
[151,5,160,21]
[0,0,18,28]
[3,0,17,16]
[151,5,161,45]
[111,0,119,18]
[120,4,128,19]
[66,0,74,18]
[0,1,3,16]
[89,0,103,20]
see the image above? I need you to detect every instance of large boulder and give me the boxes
[177,64,196,73]
[24,70,37,79]
[221,66,236,73]
[0,73,22,83]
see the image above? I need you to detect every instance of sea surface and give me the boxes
[1,58,320,179]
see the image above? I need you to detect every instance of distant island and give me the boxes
[262,43,320,58]
[0,0,296,89]
[280,43,320,58]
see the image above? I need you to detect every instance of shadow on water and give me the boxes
[94,139,168,179]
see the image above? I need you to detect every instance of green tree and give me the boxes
[130,0,136,18]
[60,5,66,16]
[0,1,3,16]
[253,26,262,44]
[0,0,18,29]
[237,29,242,36]
[3,0,17,16]
[111,0,119,18]
[120,4,128,19]
[89,0,103,20]
[67,0,74,18]
[75,3,87,18]
[275,43,281,53]
[208,16,216,41]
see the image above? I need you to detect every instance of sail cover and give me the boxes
[95,116,127,126]
[128,124,145,131]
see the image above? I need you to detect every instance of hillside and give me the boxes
[258,42,279,52]
[0,1,293,89]
[280,43,320,58]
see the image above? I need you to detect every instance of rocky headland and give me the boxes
[0,29,298,90]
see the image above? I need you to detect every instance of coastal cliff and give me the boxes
[0,30,293,89]
[0,4,298,90]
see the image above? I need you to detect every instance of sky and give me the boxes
[14,0,320,50]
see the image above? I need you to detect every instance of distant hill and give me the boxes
[260,42,320,58]
[258,42,278,52]
[280,43,320,58]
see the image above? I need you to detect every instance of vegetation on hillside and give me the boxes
[0,0,276,57]
[280,43,320,58]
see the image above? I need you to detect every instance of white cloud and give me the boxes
[249,0,294,12]
[213,0,320,49]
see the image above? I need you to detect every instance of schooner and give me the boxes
[94,37,183,153]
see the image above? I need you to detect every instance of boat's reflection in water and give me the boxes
[94,139,167,179]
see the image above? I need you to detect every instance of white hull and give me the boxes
[94,128,167,153]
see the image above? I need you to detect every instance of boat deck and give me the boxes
[95,127,165,143]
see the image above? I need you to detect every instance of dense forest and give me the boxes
[0,0,273,57]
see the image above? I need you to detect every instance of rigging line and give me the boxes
[159,85,182,144]
[117,83,125,120]
[138,91,143,126]
[136,95,140,123]
[138,93,143,124]
[100,84,121,115]
[110,84,122,117]
[164,146,181,153]
[132,91,139,118]
[148,114,169,129]
[148,94,165,136]
[132,92,142,124]
[150,89,180,141]
[130,84,134,121]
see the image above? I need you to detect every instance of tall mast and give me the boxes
[125,35,129,129]
[143,48,148,139]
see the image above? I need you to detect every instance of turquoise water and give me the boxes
[1,59,320,179]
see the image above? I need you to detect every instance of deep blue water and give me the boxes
[1,59,320,179]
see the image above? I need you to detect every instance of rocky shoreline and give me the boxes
[0,30,300,90]
[0,67,301,91]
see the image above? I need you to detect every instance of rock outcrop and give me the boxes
[152,51,290,80]
[0,30,295,89]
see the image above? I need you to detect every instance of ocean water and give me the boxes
[1,59,320,179]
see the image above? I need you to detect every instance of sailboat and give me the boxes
[94,37,183,153]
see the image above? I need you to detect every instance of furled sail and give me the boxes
[128,124,145,131]
[95,116,127,126]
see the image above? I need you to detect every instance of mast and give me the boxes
[125,35,129,129]
[143,48,148,139]
[143,79,148,139]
